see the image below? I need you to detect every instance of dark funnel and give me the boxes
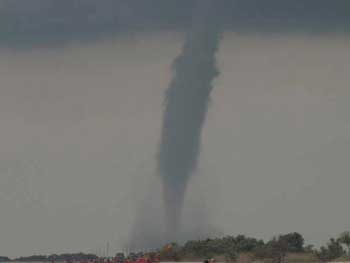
[158,0,224,242]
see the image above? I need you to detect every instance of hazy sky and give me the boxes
[1,1,350,258]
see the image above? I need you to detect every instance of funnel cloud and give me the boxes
[158,0,224,241]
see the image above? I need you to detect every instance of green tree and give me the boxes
[338,232,350,256]
[255,237,288,263]
[279,232,304,252]
[315,238,344,262]
[316,246,332,262]
[270,237,289,263]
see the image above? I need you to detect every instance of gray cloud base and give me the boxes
[1,0,350,46]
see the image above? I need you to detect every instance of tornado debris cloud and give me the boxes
[158,0,224,241]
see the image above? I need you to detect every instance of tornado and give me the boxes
[158,0,224,241]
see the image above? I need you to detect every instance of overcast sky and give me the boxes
[1,0,350,46]
[1,1,350,258]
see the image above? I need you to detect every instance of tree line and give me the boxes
[156,231,350,263]
[2,232,350,263]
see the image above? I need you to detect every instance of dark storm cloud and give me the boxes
[1,0,350,46]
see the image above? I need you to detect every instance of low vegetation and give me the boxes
[156,232,350,263]
[2,232,350,263]
[12,253,98,262]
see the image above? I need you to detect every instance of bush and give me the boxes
[315,238,345,262]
